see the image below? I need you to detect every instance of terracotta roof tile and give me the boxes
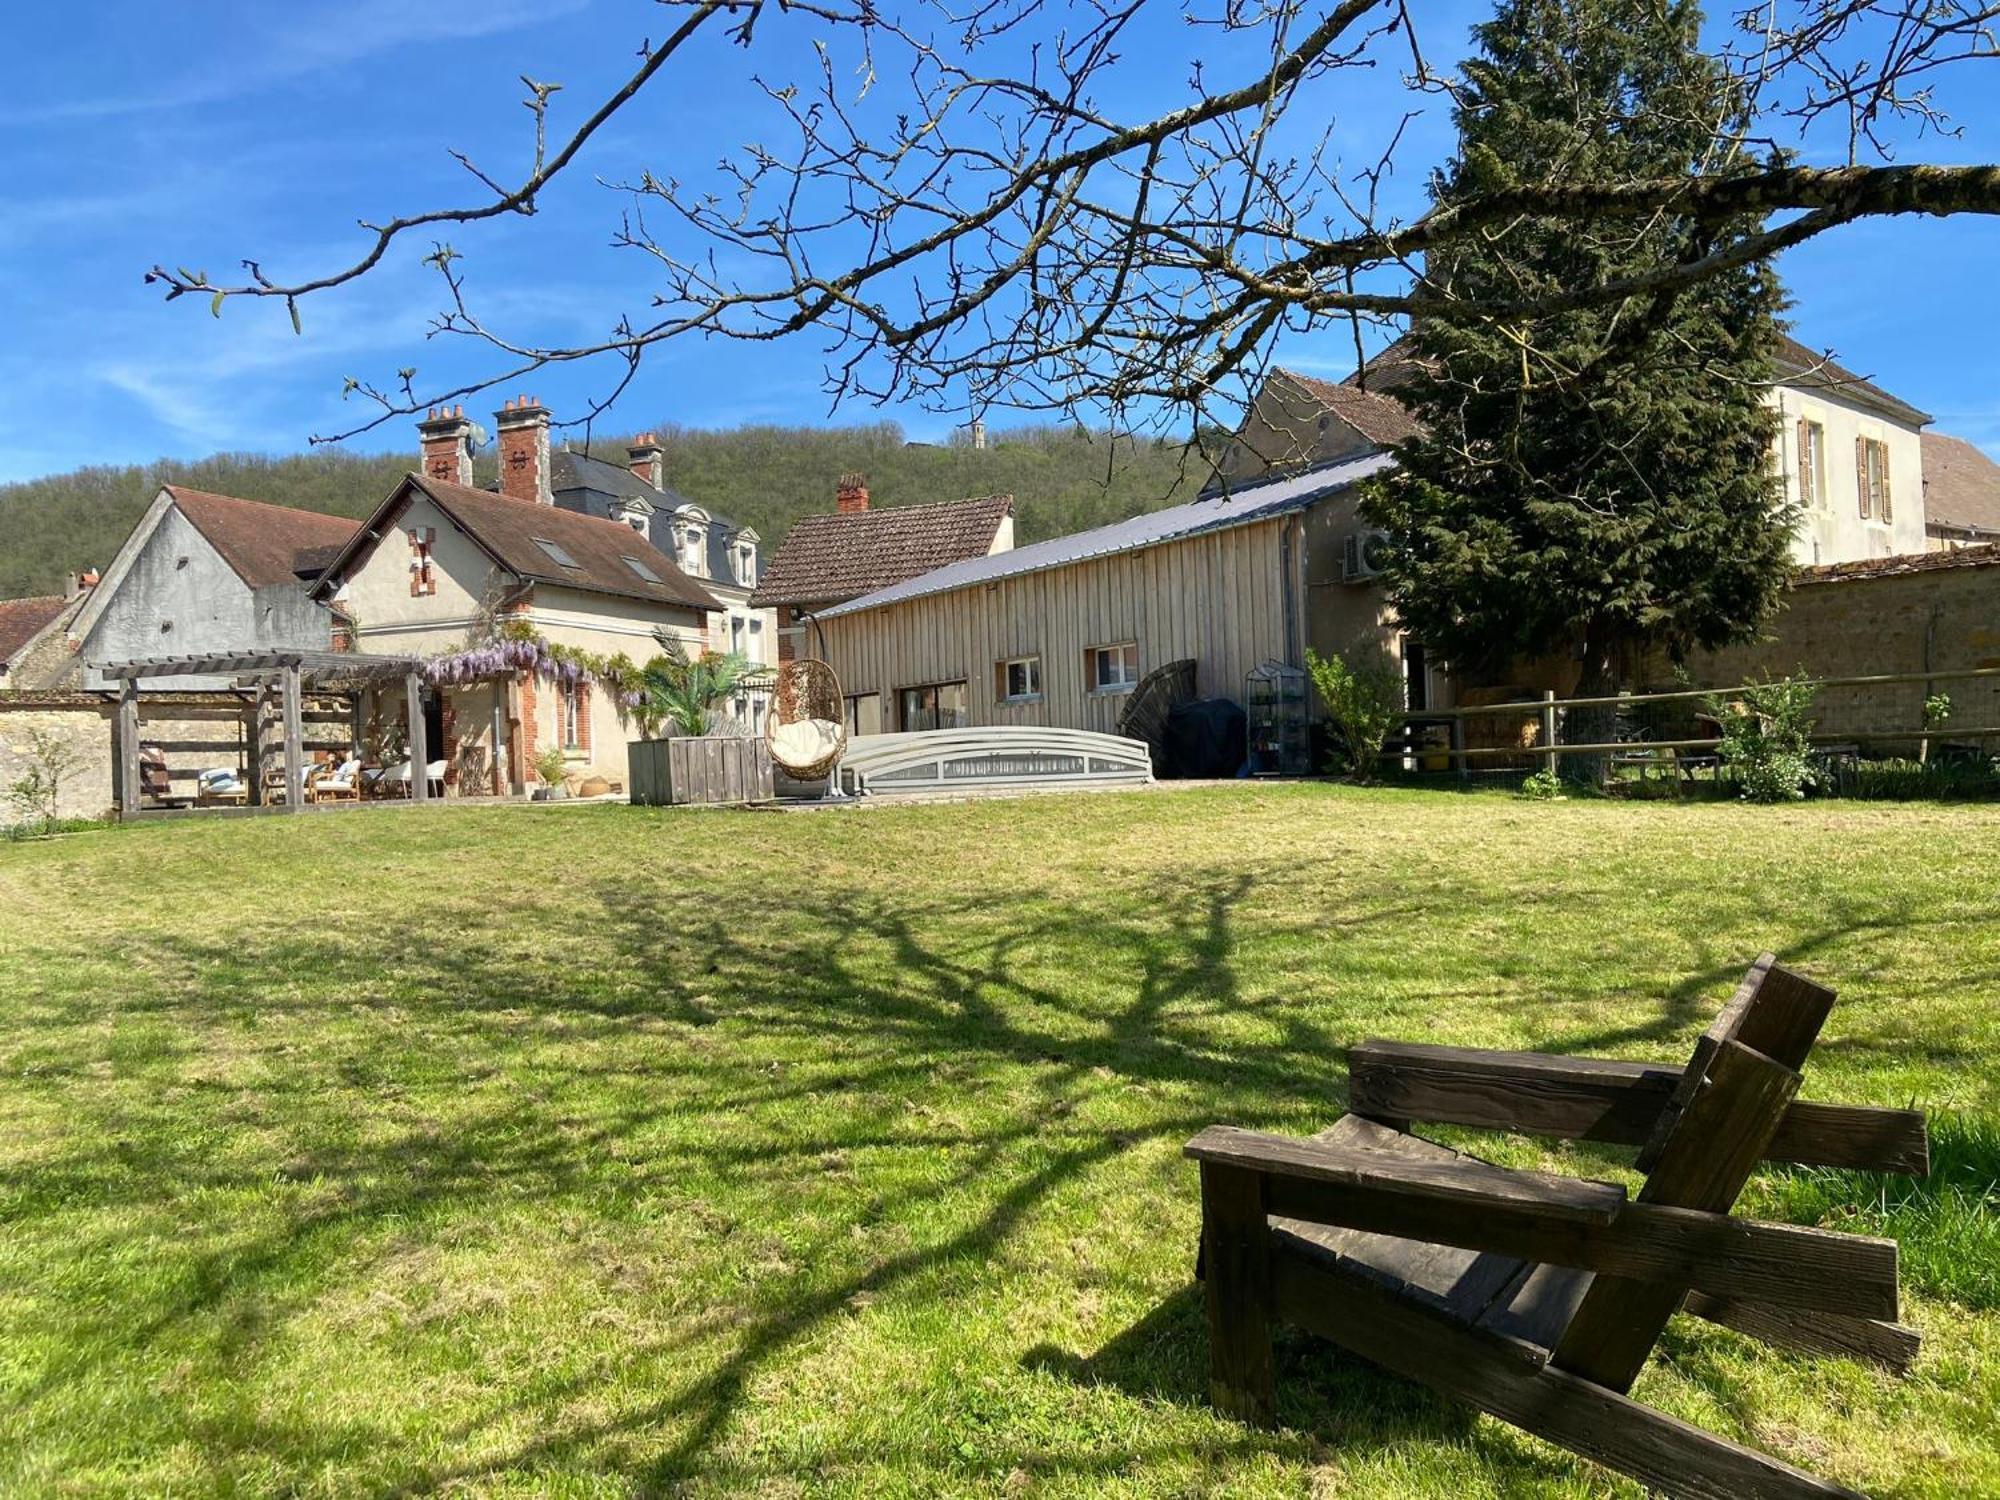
[1921,432,2000,537]
[0,595,67,664]
[751,494,1014,608]
[165,486,360,587]
[1795,539,2000,585]
[1273,367,1424,446]
[410,474,722,611]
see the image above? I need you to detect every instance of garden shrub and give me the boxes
[1707,676,1819,802]
[1305,645,1402,779]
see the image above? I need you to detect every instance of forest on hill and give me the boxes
[0,422,1209,599]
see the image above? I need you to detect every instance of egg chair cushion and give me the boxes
[770,717,844,770]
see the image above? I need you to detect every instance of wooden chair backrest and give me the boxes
[1551,955,1836,1391]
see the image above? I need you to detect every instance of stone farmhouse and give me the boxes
[309,399,723,795]
[807,332,2000,740]
[65,486,357,690]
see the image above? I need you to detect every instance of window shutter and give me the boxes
[1855,435,1870,518]
[1878,443,1893,521]
[1796,419,1810,501]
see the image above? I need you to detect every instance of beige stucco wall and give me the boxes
[1769,386,1927,565]
[1299,485,1429,700]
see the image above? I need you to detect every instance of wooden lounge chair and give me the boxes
[1186,956,1929,1500]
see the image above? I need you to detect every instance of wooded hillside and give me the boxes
[0,423,1205,599]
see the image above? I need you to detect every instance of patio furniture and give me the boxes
[309,755,363,803]
[1188,955,1928,1499]
[380,759,448,799]
[766,659,848,789]
[194,767,247,806]
[138,745,175,805]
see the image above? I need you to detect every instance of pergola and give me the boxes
[95,649,430,813]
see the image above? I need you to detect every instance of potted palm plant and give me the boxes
[628,636,768,805]
[639,635,752,738]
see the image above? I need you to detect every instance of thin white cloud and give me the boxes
[1,0,590,126]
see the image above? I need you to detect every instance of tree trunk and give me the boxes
[1566,633,1620,788]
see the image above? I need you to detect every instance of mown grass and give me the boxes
[0,785,1996,1498]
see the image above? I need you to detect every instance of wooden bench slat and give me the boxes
[1348,1039,1928,1175]
[1682,1292,1921,1374]
[1273,1249,1865,1499]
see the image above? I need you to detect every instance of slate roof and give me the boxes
[549,449,753,584]
[321,473,721,611]
[1795,539,2000,585]
[820,452,1393,620]
[751,493,1015,609]
[1920,432,2000,537]
[1272,367,1424,446]
[165,486,360,587]
[0,595,68,665]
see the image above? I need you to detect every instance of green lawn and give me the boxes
[1,786,1996,1497]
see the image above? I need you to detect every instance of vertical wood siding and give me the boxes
[814,516,1294,734]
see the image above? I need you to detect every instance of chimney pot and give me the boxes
[835,472,870,514]
[494,396,554,505]
[417,403,477,488]
[628,430,666,491]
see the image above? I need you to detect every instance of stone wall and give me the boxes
[0,696,114,822]
[1685,550,2000,743]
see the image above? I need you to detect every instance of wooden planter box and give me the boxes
[628,735,774,807]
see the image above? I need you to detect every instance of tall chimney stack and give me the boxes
[417,404,475,488]
[627,432,665,491]
[494,396,553,505]
[835,472,870,514]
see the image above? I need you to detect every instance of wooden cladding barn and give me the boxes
[811,454,1397,740]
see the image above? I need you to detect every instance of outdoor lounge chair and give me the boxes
[379,758,447,798]
[194,767,247,805]
[309,755,362,803]
[1187,955,1929,1500]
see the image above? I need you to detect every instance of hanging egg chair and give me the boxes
[766,658,849,789]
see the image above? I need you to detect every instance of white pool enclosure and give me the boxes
[835,726,1154,796]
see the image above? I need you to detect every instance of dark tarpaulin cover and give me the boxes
[1161,698,1247,779]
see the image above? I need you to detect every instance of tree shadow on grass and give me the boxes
[9,833,1994,1492]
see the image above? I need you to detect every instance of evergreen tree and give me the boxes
[1364,0,1792,759]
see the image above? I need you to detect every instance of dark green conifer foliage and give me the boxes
[1364,0,1793,733]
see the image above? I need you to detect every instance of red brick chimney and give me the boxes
[836,472,869,514]
[628,432,665,490]
[494,396,552,505]
[417,404,475,487]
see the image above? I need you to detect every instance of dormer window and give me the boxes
[735,543,756,586]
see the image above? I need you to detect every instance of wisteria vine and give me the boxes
[421,620,645,712]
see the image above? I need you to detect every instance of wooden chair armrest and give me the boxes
[1186,1124,1626,1225]
[1188,1122,1899,1318]
[1347,1039,1928,1175]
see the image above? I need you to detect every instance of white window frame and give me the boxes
[998,654,1042,703]
[1087,641,1140,695]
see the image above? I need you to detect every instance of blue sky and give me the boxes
[2,0,1995,484]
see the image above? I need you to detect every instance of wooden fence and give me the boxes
[628,735,775,807]
[1388,664,2000,778]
